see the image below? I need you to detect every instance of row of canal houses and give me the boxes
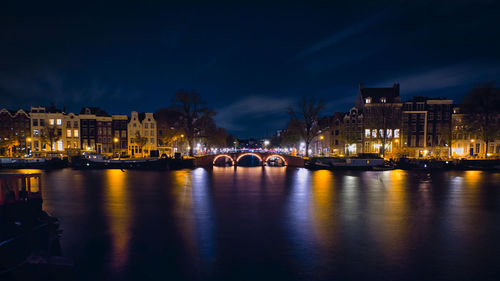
[309,84,500,159]
[0,105,158,157]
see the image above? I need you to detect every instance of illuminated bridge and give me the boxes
[194,152,305,167]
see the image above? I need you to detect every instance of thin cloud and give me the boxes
[377,60,500,95]
[296,8,391,59]
[214,96,297,131]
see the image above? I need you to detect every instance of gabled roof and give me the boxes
[359,83,400,103]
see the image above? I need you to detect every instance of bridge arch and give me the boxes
[212,154,235,166]
[264,154,288,166]
[235,153,263,165]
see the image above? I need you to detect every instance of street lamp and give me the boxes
[113,138,119,158]
[26,137,32,157]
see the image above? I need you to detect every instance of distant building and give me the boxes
[30,106,79,156]
[0,108,31,156]
[79,107,112,154]
[63,113,80,153]
[128,111,157,157]
[357,84,402,155]
[402,97,453,158]
[341,108,363,156]
[112,115,128,156]
[451,105,500,158]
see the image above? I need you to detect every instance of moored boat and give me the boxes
[0,173,73,280]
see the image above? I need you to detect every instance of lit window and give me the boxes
[49,119,55,125]
[372,129,377,138]
[379,129,384,138]
[57,140,63,151]
[74,130,79,137]
[33,129,39,136]
[56,119,62,125]
[386,129,392,138]
[394,129,400,138]
[67,130,72,137]
[365,129,370,138]
[365,97,372,104]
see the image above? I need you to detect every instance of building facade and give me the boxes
[128,111,157,157]
[451,106,500,158]
[112,115,128,156]
[79,107,111,154]
[29,106,81,156]
[356,84,402,156]
[63,113,80,154]
[0,109,31,156]
[342,108,363,156]
[402,97,452,158]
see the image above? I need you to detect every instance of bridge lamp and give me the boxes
[319,136,324,140]
[264,140,270,146]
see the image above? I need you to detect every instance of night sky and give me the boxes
[1,1,499,137]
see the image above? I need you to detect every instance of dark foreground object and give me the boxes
[0,173,73,281]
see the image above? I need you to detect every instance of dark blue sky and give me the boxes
[1,1,499,137]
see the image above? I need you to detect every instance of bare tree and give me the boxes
[288,97,325,157]
[463,82,500,158]
[40,124,61,152]
[341,130,361,156]
[364,103,401,156]
[0,134,15,156]
[155,107,184,147]
[172,90,215,156]
[134,131,148,157]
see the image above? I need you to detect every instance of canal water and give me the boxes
[18,168,500,280]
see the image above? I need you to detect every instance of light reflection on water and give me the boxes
[104,169,132,271]
[15,168,500,281]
